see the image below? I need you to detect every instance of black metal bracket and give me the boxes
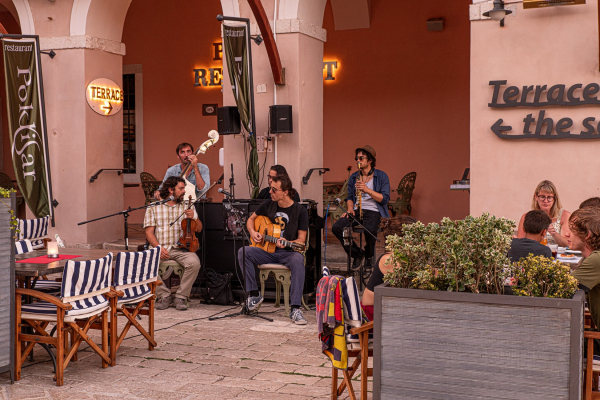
[41,50,56,58]
[302,168,330,185]
[90,169,126,183]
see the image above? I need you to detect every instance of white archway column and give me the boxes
[222,0,327,206]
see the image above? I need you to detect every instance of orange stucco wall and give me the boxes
[122,0,225,223]
[322,0,471,223]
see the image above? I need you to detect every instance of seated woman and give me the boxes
[361,215,416,321]
[517,180,570,247]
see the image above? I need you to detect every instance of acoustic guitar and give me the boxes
[250,215,306,254]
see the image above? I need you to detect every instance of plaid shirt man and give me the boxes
[143,202,198,251]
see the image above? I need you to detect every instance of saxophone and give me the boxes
[356,162,363,221]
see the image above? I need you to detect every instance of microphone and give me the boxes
[334,198,343,205]
[154,196,174,205]
[218,188,233,197]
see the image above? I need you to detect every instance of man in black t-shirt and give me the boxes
[238,175,309,324]
[507,210,552,262]
[257,165,301,202]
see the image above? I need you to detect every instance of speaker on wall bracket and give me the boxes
[217,106,241,135]
[269,105,293,134]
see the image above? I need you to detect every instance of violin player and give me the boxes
[144,176,202,311]
[154,142,210,200]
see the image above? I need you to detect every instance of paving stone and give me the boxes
[209,348,272,360]
[182,385,246,399]
[236,360,299,373]
[134,389,190,399]
[139,358,199,371]
[120,348,188,360]
[213,377,286,392]
[276,383,331,397]
[234,390,316,400]
[252,370,321,385]
[149,371,222,384]
[47,389,93,399]
[4,385,47,399]
[106,365,165,377]
[293,365,332,378]
[188,364,261,379]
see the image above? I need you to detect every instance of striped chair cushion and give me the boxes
[118,284,152,304]
[33,279,62,294]
[21,294,108,316]
[17,216,50,242]
[15,239,33,254]
[340,277,363,328]
[61,253,113,301]
[113,247,160,293]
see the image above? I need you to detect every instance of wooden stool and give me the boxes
[258,264,309,315]
[159,260,184,290]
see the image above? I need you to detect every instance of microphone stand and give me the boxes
[78,197,172,250]
[334,199,380,279]
[209,191,272,322]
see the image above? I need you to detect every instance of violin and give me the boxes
[178,196,201,253]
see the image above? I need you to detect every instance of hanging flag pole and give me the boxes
[1,34,56,225]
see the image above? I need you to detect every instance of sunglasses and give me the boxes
[269,187,282,192]
[355,156,367,161]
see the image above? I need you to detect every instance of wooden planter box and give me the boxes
[373,285,584,400]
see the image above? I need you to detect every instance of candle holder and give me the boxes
[47,242,59,259]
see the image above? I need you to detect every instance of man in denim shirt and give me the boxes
[154,142,210,200]
[332,145,390,271]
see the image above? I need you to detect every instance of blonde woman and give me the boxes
[517,180,570,247]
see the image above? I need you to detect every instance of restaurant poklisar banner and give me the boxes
[3,38,53,219]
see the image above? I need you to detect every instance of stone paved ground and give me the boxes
[0,300,372,399]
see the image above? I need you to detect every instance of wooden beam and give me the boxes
[247,0,285,85]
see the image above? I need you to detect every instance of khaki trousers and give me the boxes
[155,248,201,301]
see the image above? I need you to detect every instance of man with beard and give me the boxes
[145,176,202,311]
[154,142,210,200]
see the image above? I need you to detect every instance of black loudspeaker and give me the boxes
[269,105,293,133]
[217,106,241,135]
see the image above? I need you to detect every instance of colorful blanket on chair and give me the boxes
[316,275,347,370]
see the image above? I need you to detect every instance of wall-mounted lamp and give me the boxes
[251,35,263,46]
[483,0,513,26]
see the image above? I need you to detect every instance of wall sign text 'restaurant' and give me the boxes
[488,80,600,140]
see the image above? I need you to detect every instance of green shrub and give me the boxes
[512,255,577,299]
[384,213,515,294]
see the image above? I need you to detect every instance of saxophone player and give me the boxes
[332,145,390,271]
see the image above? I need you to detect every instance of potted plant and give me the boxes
[373,213,584,400]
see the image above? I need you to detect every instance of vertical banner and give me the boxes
[3,38,53,218]
[223,25,260,198]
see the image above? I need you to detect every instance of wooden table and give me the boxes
[15,248,114,279]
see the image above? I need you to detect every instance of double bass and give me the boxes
[179,130,220,200]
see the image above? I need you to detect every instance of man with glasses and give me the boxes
[332,145,390,271]
[239,175,309,324]
[257,165,301,202]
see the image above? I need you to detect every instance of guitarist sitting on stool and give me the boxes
[239,175,309,325]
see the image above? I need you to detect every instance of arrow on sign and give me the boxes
[101,101,113,115]
[491,118,512,138]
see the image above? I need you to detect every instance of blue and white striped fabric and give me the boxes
[17,216,50,249]
[21,253,113,318]
[33,279,62,295]
[340,277,362,328]
[15,239,33,254]
[113,247,160,303]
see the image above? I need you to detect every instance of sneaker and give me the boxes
[155,295,172,310]
[351,253,364,271]
[246,294,264,311]
[290,308,307,325]
[173,297,188,311]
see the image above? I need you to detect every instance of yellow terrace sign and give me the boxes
[86,78,123,116]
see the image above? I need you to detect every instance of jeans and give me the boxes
[238,246,305,306]
[332,209,380,259]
